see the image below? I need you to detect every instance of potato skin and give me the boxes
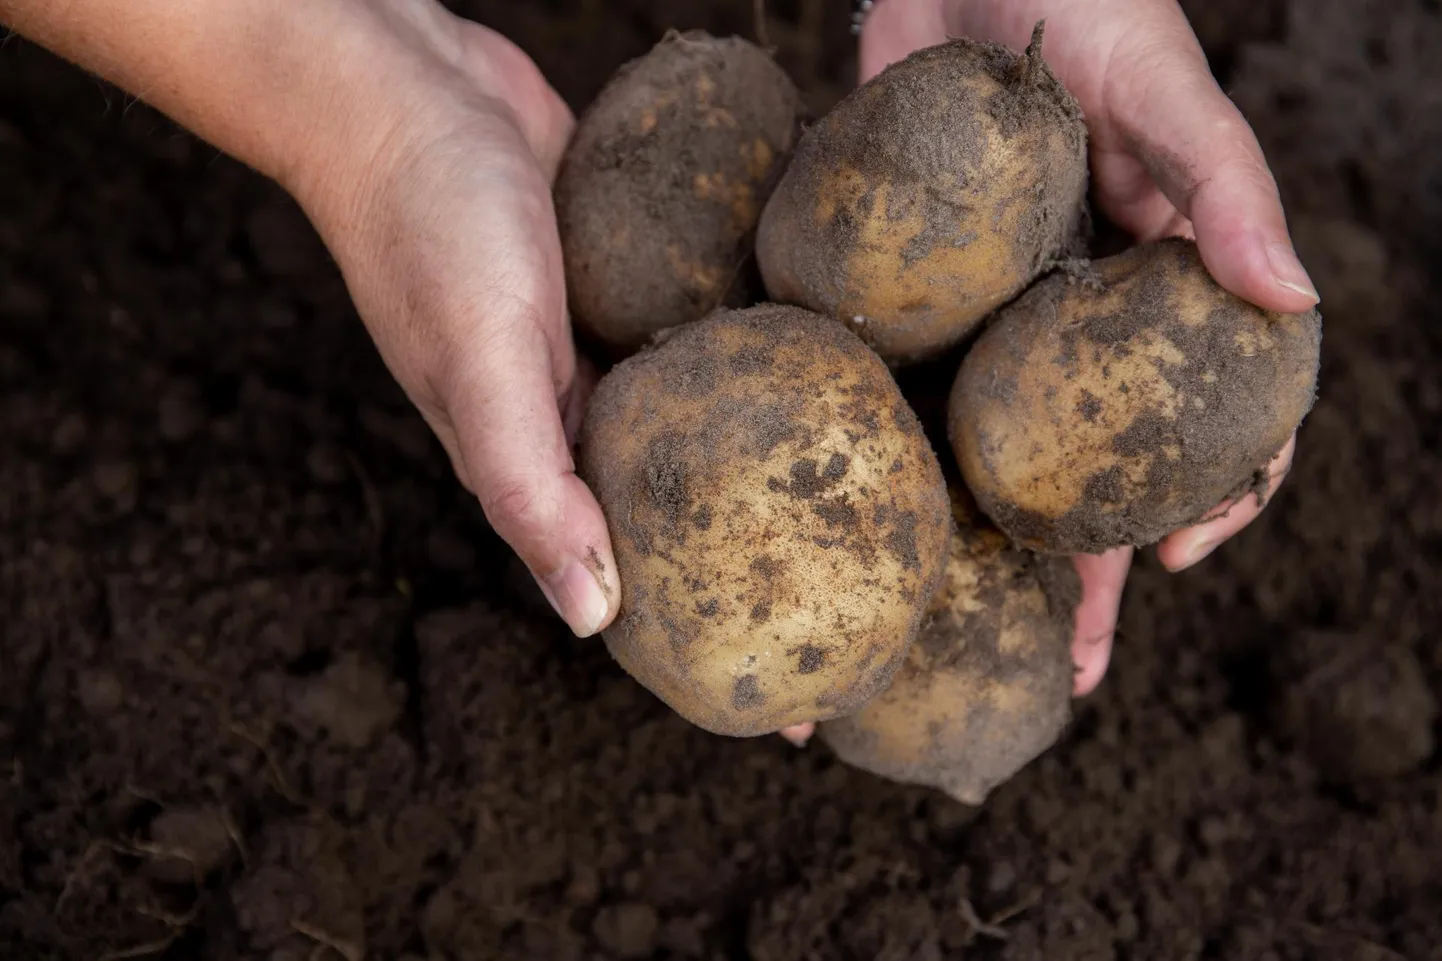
[817,489,1079,805]
[949,238,1323,554]
[755,29,1087,365]
[578,304,951,737]
[555,31,802,354]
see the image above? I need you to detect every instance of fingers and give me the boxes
[1157,434,1296,573]
[1088,145,1197,243]
[562,352,599,446]
[1071,547,1133,697]
[857,0,947,82]
[1107,11,1318,314]
[779,723,815,747]
[439,301,619,638]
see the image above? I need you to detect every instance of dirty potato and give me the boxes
[755,24,1088,365]
[949,238,1323,554]
[555,31,802,354]
[579,304,951,737]
[818,487,1079,805]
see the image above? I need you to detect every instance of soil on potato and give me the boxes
[2,1,1441,959]
[555,31,802,354]
[956,239,1322,555]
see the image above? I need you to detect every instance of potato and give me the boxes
[755,24,1088,365]
[555,31,802,353]
[818,487,1079,805]
[578,304,951,736]
[949,238,1323,554]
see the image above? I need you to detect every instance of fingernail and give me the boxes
[1171,536,1221,572]
[539,559,610,637]
[1265,243,1320,304]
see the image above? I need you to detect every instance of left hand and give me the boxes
[850,0,1318,703]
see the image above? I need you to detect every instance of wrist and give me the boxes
[0,0,466,189]
[275,8,570,243]
[257,1,468,205]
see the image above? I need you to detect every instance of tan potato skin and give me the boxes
[555,31,801,353]
[949,238,1323,554]
[818,490,1078,805]
[755,31,1087,365]
[578,305,951,737]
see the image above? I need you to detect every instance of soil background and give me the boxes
[3,1,1442,959]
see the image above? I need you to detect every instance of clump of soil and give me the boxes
[1271,631,1436,782]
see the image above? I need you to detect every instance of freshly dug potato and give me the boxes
[755,24,1088,365]
[579,304,951,737]
[818,487,1079,805]
[555,31,802,353]
[949,238,1323,554]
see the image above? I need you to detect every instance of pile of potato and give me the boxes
[557,26,1322,805]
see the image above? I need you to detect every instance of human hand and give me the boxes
[857,0,1319,697]
[285,10,619,639]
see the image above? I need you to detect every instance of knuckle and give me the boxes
[1195,111,1279,191]
[479,478,558,536]
[425,286,546,396]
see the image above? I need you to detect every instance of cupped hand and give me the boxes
[288,14,619,638]
[858,0,1319,698]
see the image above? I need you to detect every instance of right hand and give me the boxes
[286,9,619,638]
[860,0,1317,697]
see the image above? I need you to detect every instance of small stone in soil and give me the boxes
[287,652,405,749]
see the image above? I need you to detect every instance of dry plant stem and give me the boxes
[57,833,213,910]
[94,873,205,961]
[291,918,364,961]
[135,900,204,928]
[117,838,204,887]
[956,889,1040,945]
[1014,20,1046,86]
[54,840,106,913]
[217,802,249,866]
[227,720,309,808]
[958,898,1010,942]
[100,934,183,961]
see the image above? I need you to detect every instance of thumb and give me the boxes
[1109,23,1319,313]
[438,305,619,638]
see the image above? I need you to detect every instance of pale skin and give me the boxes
[0,0,1317,743]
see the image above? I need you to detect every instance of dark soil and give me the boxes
[3,1,1441,959]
